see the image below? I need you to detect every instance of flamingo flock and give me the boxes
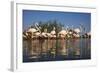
[23,23,91,39]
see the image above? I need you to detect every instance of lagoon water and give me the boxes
[23,38,91,62]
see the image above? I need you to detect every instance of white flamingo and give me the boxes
[58,26,69,38]
[41,28,48,37]
[87,32,91,36]
[86,31,91,38]
[23,31,29,39]
[26,22,42,38]
[27,27,37,38]
[74,28,81,34]
[50,27,56,38]
[34,22,41,37]
[35,22,41,32]
[58,30,67,38]
[27,27,37,33]
[73,28,81,38]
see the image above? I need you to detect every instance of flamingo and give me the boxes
[23,34,27,39]
[74,28,81,34]
[27,27,38,38]
[23,31,29,39]
[27,22,42,38]
[49,27,56,54]
[34,22,41,32]
[73,28,81,38]
[34,23,42,37]
[87,32,91,36]
[41,28,48,38]
[58,30,67,38]
[86,32,91,38]
[58,26,69,38]
[58,27,67,55]
[50,27,56,38]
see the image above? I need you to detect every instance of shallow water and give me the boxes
[23,38,91,62]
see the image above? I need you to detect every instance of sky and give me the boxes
[23,10,91,32]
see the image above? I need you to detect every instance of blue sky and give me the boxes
[23,10,91,32]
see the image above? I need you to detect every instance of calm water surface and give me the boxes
[23,38,91,62]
